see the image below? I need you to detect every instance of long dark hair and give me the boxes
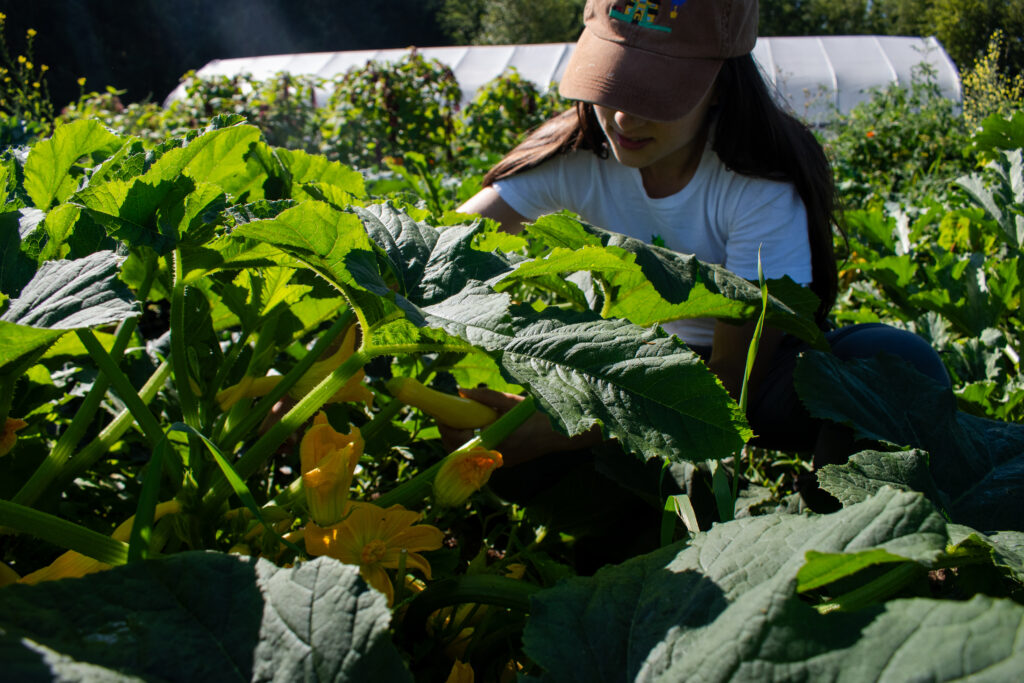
[483,54,840,323]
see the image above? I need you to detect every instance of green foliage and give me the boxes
[321,54,462,169]
[822,63,970,208]
[456,68,565,165]
[960,31,1024,131]
[523,488,1024,681]
[2,28,1024,683]
[927,0,1024,79]
[439,0,585,45]
[833,113,1024,423]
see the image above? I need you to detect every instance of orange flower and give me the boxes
[433,446,503,508]
[304,502,443,605]
[300,412,363,526]
[0,417,28,457]
[216,324,373,410]
[866,130,876,138]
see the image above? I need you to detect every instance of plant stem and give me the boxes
[0,499,129,566]
[76,329,167,448]
[53,359,172,491]
[13,317,139,506]
[203,347,371,509]
[374,396,536,509]
[218,310,354,453]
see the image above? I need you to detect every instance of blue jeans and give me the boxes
[745,323,951,457]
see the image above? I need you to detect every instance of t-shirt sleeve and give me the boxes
[722,178,813,285]
[490,158,568,220]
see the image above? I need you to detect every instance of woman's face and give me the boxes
[592,87,716,194]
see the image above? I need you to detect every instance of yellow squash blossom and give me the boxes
[216,324,373,410]
[19,501,182,585]
[304,501,443,605]
[300,412,363,526]
[0,417,28,457]
[433,446,503,508]
[0,561,19,587]
[446,660,475,683]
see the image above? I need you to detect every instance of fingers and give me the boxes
[456,387,524,412]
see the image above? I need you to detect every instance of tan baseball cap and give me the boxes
[559,0,759,121]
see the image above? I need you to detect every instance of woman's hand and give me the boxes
[438,388,601,467]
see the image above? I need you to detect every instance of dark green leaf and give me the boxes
[0,251,137,329]
[0,553,413,683]
[524,489,967,682]
[817,449,947,511]
[795,352,1024,530]
[23,120,122,211]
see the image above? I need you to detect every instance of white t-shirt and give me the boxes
[492,142,812,346]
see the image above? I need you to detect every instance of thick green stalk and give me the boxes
[218,311,354,453]
[170,251,201,430]
[815,562,924,614]
[204,348,372,508]
[76,329,166,448]
[13,318,139,506]
[0,499,129,566]
[54,360,172,491]
[374,396,537,509]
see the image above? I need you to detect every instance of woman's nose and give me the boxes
[613,109,645,131]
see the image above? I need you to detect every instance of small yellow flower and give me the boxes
[19,501,182,585]
[433,446,503,508]
[27,28,37,37]
[25,61,33,70]
[77,77,87,86]
[40,64,48,72]
[216,324,373,410]
[0,562,19,587]
[301,412,363,526]
[446,660,475,683]
[32,82,39,89]
[17,55,26,64]
[0,12,6,22]
[0,417,28,457]
[304,501,443,605]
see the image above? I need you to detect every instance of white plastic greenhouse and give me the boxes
[165,36,961,124]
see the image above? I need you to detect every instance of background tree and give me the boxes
[439,0,584,45]
[926,0,1024,78]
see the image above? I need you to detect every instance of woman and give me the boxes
[452,0,948,495]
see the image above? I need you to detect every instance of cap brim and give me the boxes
[558,26,723,122]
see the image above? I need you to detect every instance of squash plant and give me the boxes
[0,116,1022,681]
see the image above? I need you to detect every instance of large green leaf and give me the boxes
[795,352,1024,531]
[511,217,826,346]
[0,553,413,682]
[0,209,39,296]
[144,123,262,193]
[0,251,137,330]
[817,449,947,511]
[23,120,123,211]
[276,147,366,201]
[523,489,1024,682]
[0,322,65,372]
[425,290,750,463]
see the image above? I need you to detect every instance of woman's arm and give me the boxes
[457,187,530,235]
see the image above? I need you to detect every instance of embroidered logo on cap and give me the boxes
[608,0,686,32]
